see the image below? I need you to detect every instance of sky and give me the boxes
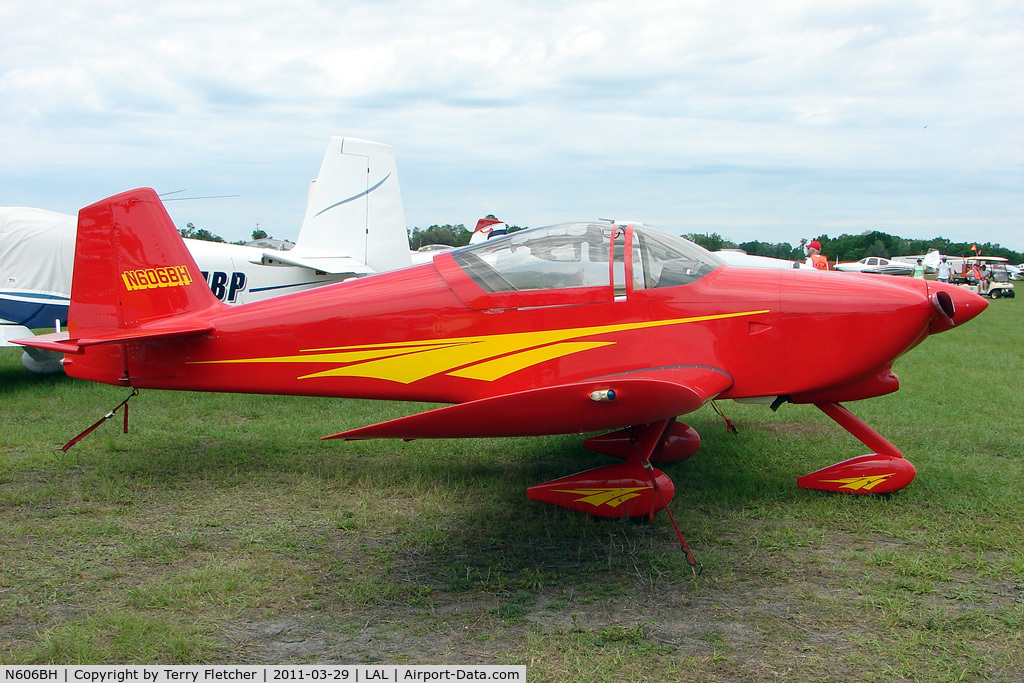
[1,0,1022,251]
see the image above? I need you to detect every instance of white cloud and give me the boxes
[1,0,1021,249]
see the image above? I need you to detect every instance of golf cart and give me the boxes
[953,256,1016,299]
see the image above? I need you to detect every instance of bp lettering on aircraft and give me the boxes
[201,271,247,302]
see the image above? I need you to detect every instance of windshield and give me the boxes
[452,222,720,293]
[633,225,721,288]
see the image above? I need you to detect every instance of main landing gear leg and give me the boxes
[797,402,916,494]
[527,418,703,573]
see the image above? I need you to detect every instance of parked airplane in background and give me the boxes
[17,188,988,530]
[1,137,409,373]
[836,250,941,276]
[834,256,914,275]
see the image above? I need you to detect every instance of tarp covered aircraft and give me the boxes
[17,189,987,525]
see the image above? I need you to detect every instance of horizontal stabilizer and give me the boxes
[15,321,213,355]
[325,367,732,440]
[251,251,375,275]
[2,324,36,347]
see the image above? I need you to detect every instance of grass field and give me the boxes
[1,298,1022,681]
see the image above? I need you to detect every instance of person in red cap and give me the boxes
[805,240,831,271]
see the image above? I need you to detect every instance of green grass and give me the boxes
[1,299,1022,679]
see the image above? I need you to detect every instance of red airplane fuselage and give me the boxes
[65,247,976,409]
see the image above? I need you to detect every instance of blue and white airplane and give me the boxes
[1,137,410,373]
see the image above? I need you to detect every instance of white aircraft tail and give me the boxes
[282,137,411,274]
[470,217,508,245]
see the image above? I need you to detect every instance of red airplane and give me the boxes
[18,188,987,522]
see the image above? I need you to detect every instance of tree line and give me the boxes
[180,219,1022,265]
[684,230,1023,264]
[178,223,272,245]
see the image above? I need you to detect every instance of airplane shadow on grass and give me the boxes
[22,394,874,584]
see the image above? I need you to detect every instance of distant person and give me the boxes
[913,259,925,278]
[980,265,991,293]
[969,263,985,292]
[805,240,830,271]
[936,257,952,283]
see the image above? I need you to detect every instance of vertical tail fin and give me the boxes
[470,217,508,244]
[293,137,411,273]
[70,187,221,333]
[14,188,222,383]
[922,248,942,270]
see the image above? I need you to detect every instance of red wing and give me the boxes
[324,365,733,440]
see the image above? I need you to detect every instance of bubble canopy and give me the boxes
[452,222,722,295]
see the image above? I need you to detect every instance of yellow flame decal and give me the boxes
[194,310,768,384]
[821,474,893,491]
[447,342,613,381]
[552,487,649,508]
